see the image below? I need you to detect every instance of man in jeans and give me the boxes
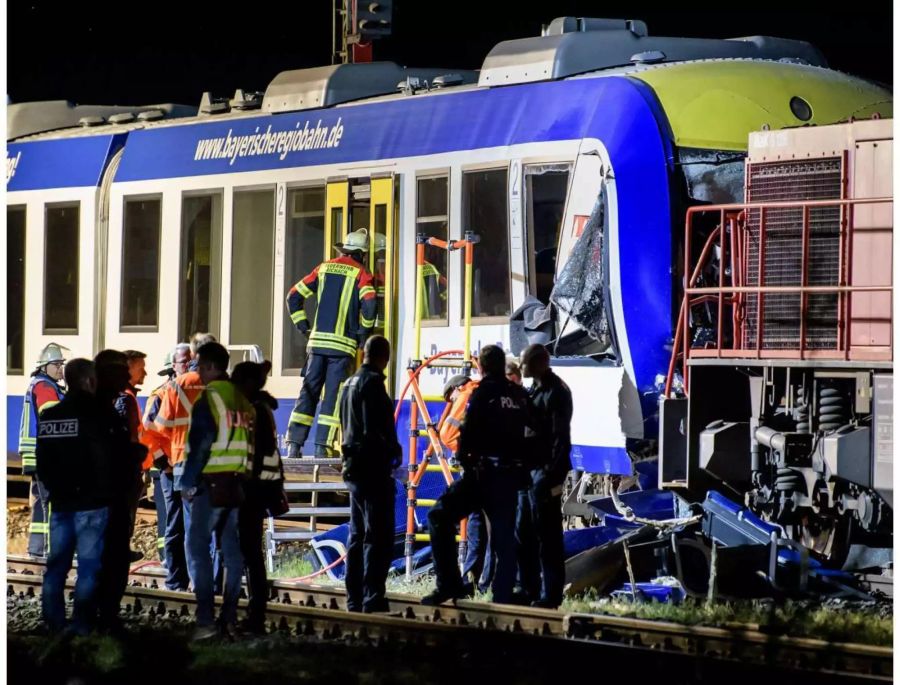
[182,342,253,640]
[36,359,113,635]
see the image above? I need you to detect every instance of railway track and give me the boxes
[6,555,891,682]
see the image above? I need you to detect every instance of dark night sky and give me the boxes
[8,1,893,107]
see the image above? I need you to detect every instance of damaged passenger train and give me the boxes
[6,17,892,561]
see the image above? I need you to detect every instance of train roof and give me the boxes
[7,16,853,142]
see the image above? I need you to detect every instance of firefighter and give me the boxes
[422,345,529,606]
[285,228,377,458]
[419,259,448,321]
[339,335,402,613]
[517,343,573,608]
[182,342,254,639]
[19,342,68,557]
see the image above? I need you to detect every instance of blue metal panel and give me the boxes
[7,395,23,459]
[7,134,126,191]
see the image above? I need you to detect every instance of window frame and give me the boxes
[460,164,511,325]
[282,183,327,375]
[7,204,27,374]
[415,172,451,328]
[178,189,224,342]
[43,201,81,335]
[229,186,276,361]
[119,193,163,333]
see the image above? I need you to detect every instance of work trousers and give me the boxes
[427,465,520,604]
[28,478,51,557]
[151,470,167,562]
[345,477,396,612]
[42,507,108,635]
[186,488,243,627]
[97,474,142,628]
[516,469,566,607]
[461,511,493,593]
[237,498,269,631]
[160,470,190,590]
[287,353,354,452]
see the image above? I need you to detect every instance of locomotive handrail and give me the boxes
[666,196,893,397]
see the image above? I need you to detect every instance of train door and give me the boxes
[324,178,349,250]
[369,174,398,389]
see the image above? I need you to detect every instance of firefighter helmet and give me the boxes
[157,351,175,376]
[36,343,69,368]
[336,228,369,253]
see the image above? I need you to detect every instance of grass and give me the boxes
[562,592,893,646]
[270,551,315,579]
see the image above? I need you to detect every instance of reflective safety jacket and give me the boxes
[153,371,205,477]
[19,373,65,474]
[141,382,171,471]
[419,261,448,320]
[248,391,284,482]
[439,380,479,454]
[286,255,377,357]
[181,380,254,490]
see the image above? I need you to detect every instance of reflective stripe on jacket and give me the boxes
[154,371,205,469]
[187,380,254,476]
[141,382,171,471]
[286,255,377,356]
[19,374,65,474]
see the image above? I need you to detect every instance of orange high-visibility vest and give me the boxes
[153,371,205,467]
[141,382,171,471]
[439,380,479,454]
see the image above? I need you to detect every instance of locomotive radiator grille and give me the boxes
[742,158,842,349]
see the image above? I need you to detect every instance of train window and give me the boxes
[121,197,161,330]
[462,168,510,320]
[44,203,80,334]
[283,187,325,372]
[231,189,275,360]
[416,175,449,325]
[7,206,26,373]
[179,193,223,342]
[524,164,570,303]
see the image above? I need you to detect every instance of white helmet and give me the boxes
[36,342,69,368]
[336,228,369,253]
[374,233,386,252]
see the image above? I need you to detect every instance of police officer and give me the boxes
[19,342,68,557]
[182,342,254,640]
[36,358,114,635]
[518,343,573,608]
[339,335,402,613]
[285,228,377,458]
[422,345,529,606]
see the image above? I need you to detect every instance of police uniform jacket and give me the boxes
[457,375,529,468]
[35,390,119,512]
[339,364,402,482]
[524,370,573,483]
